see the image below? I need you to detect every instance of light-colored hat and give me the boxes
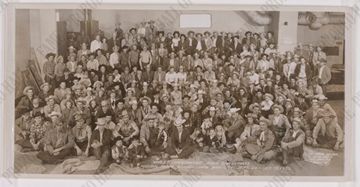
[93,81,103,88]
[263,93,274,100]
[316,94,328,100]
[259,117,270,126]
[23,86,34,95]
[174,118,186,127]
[272,104,284,113]
[249,103,260,112]
[49,111,62,118]
[95,118,106,126]
[293,107,304,115]
[140,96,152,103]
[45,95,56,102]
[40,82,50,90]
[229,108,241,113]
[209,106,216,111]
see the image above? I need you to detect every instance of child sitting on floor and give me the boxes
[127,139,146,167]
[111,139,128,164]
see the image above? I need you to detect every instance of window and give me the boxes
[180,14,211,28]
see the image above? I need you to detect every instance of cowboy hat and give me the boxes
[316,94,328,100]
[263,93,274,100]
[45,95,56,102]
[23,86,34,95]
[95,118,107,126]
[45,52,56,59]
[140,96,152,104]
[174,117,186,127]
[49,111,62,118]
[93,81,104,88]
[40,82,51,90]
[272,104,284,113]
[249,103,260,112]
[293,107,305,115]
[292,117,304,127]
[259,117,271,126]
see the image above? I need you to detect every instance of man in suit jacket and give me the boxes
[153,66,166,83]
[184,31,197,55]
[91,118,113,173]
[231,36,242,55]
[294,57,313,85]
[107,32,121,52]
[165,118,194,159]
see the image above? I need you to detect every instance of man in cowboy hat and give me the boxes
[90,118,113,174]
[312,108,343,150]
[244,117,276,163]
[280,117,306,166]
[15,86,35,118]
[43,95,61,118]
[165,117,194,159]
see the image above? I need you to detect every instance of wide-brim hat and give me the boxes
[93,81,104,88]
[95,118,106,126]
[272,104,284,113]
[140,96,152,103]
[160,94,169,101]
[249,103,260,112]
[316,94,328,100]
[293,107,305,116]
[75,98,87,105]
[45,52,56,59]
[23,86,34,95]
[174,117,186,127]
[245,113,257,119]
[40,82,51,90]
[129,28,137,33]
[259,117,271,126]
[45,95,56,102]
[263,93,274,100]
[49,111,62,118]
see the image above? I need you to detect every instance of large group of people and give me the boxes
[15,20,343,174]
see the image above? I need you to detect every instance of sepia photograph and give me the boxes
[11,6,348,177]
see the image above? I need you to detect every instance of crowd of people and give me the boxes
[15,21,344,174]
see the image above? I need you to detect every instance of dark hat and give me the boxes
[187,30,195,35]
[157,31,165,36]
[204,31,211,35]
[45,52,56,59]
[245,31,252,35]
[129,28,137,33]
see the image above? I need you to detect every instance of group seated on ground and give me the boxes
[15,20,343,174]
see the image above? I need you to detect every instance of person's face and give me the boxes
[51,116,58,122]
[247,117,254,124]
[98,125,105,131]
[116,140,123,147]
[101,102,108,110]
[293,122,300,130]
[260,122,267,131]
[312,102,320,109]
[48,99,55,106]
[151,106,158,113]
[27,90,34,98]
[34,116,42,124]
[274,108,280,115]
[122,112,129,122]
[209,110,215,116]
[142,100,149,107]
[96,35,100,41]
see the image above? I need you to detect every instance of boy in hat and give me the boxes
[43,53,56,84]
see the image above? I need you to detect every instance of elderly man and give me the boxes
[90,118,113,174]
[224,108,246,143]
[281,118,306,166]
[16,86,34,118]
